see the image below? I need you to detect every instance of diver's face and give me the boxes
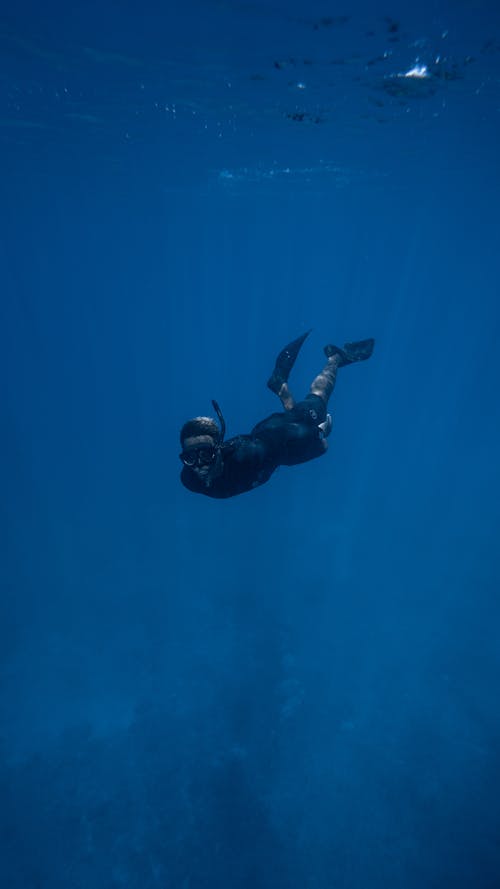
[181,435,222,485]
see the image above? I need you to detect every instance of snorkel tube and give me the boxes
[211,399,226,443]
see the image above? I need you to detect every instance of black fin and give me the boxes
[324,338,374,367]
[267,330,311,394]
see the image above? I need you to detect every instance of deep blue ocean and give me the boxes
[2,1,500,887]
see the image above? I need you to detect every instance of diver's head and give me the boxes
[179,416,223,485]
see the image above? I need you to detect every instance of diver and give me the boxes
[179,331,374,499]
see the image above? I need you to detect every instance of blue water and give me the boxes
[2,1,500,886]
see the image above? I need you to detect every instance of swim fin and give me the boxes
[324,338,375,367]
[267,330,311,394]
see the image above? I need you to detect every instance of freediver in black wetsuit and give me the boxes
[179,332,374,499]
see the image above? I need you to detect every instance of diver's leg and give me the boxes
[310,338,375,405]
[276,382,295,411]
[309,353,341,406]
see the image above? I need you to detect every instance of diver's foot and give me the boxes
[324,338,374,367]
[267,371,286,394]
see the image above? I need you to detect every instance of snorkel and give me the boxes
[211,399,226,443]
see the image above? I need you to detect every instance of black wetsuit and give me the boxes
[181,395,327,499]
